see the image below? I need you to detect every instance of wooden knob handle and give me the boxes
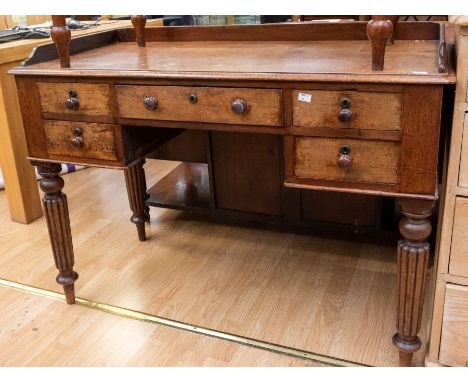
[231,99,247,115]
[64,97,79,110]
[338,109,353,123]
[338,98,352,122]
[143,96,158,110]
[337,145,353,169]
[70,136,84,148]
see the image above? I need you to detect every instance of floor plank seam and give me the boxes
[0,277,367,367]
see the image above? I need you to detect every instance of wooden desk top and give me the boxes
[15,39,455,84]
[11,21,456,85]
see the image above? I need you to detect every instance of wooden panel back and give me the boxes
[301,190,380,226]
[118,22,439,42]
[449,197,468,278]
[44,120,118,161]
[211,132,282,215]
[439,284,468,366]
[292,90,402,130]
[37,82,111,116]
[116,85,282,126]
[294,137,401,184]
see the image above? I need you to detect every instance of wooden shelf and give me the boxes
[146,162,213,211]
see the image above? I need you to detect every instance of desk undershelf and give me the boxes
[146,162,213,212]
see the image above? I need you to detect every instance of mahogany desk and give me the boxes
[11,18,455,366]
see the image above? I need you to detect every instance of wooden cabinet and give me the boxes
[428,23,468,367]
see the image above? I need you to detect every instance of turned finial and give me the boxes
[51,15,71,68]
[367,19,393,71]
[131,15,147,47]
[372,15,399,45]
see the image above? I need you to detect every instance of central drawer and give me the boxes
[116,85,283,126]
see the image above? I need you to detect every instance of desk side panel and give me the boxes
[399,85,443,195]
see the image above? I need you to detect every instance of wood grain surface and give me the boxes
[448,197,468,278]
[439,284,468,366]
[0,287,317,366]
[44,121,118,161]
[292,89,402,130]
[0,61,42,223]
[37,82,111,117]
[12,40,455,84]
[116,85,282,126]
[294,137,401,184]
[457,114,468,187]
[0,160,431,366]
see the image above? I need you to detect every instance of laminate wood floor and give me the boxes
[0,287,317,366]
[0,159,431,366]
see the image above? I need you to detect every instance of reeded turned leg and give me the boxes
[34,162,78,304]
[124,159,150,241]
[393,198,434,366]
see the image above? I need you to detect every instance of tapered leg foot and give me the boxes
[394,198,434,366]
[57,270,79,304]
[124,159,150,241]
[34,162,78,304]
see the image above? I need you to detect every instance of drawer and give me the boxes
[37,82,111,117]
[439,284,468,366]
[292,137,401,184]
[458,114,468,187]
[292,90,402,130]
[449,197,468,278]
[116,85,282,126]
[44,120,118,161]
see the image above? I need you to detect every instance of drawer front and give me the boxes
[458,114,468,187]
[292,90,402,130]
[37,82,111,117]
[449,196,468,278]
[294,137,401,184]
[44,120,118,161]
[439,284,468,367]
[116,85,282,126]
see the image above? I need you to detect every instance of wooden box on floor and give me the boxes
[428,22,468,367]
